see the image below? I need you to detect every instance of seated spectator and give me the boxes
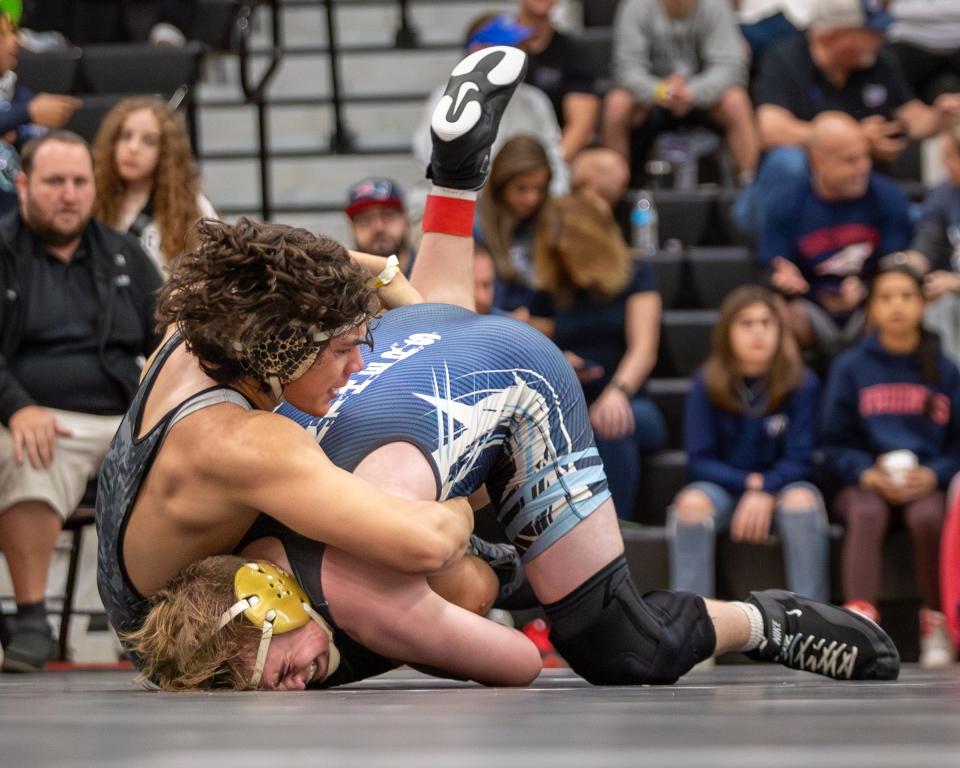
[570,147,632,240]
[737,0,810,62]
[411,13,568,213]
[736,0,960,235]
[0,7,79,213]
[515,0,600,161]
[478,135,552,317]
[0,131,162,672]
[344,178,414,275]
[529,193,666,518]
[910,120,960,366]
[887,0,960,103]
[759,112,912,360]
[602,0,759,185]
[473,243,497,316]
[669,285,827,602]
[820,265,960,669]
[92,97,216,272]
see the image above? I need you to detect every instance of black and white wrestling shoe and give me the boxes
[468,535,538,610]
[746,590,900,680]
[427,45,528,190]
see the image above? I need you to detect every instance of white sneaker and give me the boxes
[920,608,954,669]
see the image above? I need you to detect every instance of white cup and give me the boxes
[881,449,918,487]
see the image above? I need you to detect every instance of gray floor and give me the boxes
[2,665,958,768]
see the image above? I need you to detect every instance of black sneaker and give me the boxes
[2,619,55,673]
[746,590,900,680]
[468,535,538,610]
[427,45,528,190]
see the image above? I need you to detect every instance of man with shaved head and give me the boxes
[757,112,913,359]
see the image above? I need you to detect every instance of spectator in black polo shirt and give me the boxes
[0,131,162,672]
[516,0,600,161]
[734,0,960,236]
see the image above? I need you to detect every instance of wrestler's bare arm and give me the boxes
[208,412,473,574]
[347,249,423,308]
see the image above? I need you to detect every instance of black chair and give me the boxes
[636,450,687,525]
[688,246,758,309]
[584,0,622,27]
[661,309,718,378]
[646,377,691,451]
[649,249,683,309]
[653,189,716,247]
[57,489,97,661]
[65,93,132,143]
[14,47,82,94]
[78,41,205,96]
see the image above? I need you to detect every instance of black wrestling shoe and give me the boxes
[745,590,900,681]
[2,617,55,673]
[469,535,538,610]
[427,45,527,190]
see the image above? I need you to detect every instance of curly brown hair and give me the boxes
[121,555,262,691]
[92,96,205,266]
[156,217,378,389]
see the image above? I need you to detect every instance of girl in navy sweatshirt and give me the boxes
[670,285,828,602]
[821,265,960,668]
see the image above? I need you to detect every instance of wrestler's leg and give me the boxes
[320,546,541,686]
[353,441,498,614]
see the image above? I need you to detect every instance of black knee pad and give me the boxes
[543,556,716,685]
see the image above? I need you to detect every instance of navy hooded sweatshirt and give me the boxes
[684,368,821,494]
[820,332,960,488]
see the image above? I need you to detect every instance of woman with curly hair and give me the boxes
[92,96,216,271]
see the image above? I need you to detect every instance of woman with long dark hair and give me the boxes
[670,285,828,603]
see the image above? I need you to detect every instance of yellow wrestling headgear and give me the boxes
[218,562,341,688]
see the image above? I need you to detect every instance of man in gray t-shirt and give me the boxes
[601,0,758,183]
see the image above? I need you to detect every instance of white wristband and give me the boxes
[373,254,400,288]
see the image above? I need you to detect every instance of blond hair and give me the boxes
[532,193,632,307]
[93,96,206,267]
[122,555,261,691]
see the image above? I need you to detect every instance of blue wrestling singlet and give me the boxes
[276,303,611,561]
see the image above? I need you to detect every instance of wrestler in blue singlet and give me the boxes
[276,303,611,562]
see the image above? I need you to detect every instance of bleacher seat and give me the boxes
[660,309,717,377]
[14,47,82,94]
[577,27,613,94]
[653,189,715,247]
[78,41,205,96]
[649,249,683,309]
[191,0,244,52]
[584,0,622,27]
[65,94,131,143]
[621,524,670,590]
[636,449,687,525]
[646,378,691,451]
[688,246,758,309]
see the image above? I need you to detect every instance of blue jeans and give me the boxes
[731,147,808,238]
[668,480,830,600]
[595,396,666,520]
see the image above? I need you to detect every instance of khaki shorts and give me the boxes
[0,408,122,520]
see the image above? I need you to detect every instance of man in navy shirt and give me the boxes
[735,0,960,235]
[759,112,912,358]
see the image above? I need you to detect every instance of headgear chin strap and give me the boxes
[218,562,341,688]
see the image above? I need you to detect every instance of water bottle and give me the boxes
[631,190,659,257]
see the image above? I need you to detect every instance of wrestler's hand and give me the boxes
[589,386,634,440]
[8,405,73,470]
[376,271,423,308]
[730,490,775,544]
